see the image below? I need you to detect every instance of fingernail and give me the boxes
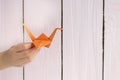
[24,43,32,49]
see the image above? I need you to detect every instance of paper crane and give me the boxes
[22,23,63,48]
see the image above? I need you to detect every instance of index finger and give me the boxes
[15,42,33,52]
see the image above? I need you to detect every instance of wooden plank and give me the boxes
[105,0,120,80]
[24,0,61,80]
[0,0,23,80]
[63,0,103,80]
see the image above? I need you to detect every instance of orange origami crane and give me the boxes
[22,24,62,48]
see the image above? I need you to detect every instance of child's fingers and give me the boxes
[14,42,32,52]
[14,58,31,67]
[14,48,40,66]
[16,47,40,60]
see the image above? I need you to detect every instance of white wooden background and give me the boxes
[0,0,120,80]
[105,0,120,80]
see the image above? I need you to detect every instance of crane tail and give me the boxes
[22,23,36,41]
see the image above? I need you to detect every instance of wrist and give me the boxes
[0,51,12,70]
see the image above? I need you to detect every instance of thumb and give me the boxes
[24,42,33,49]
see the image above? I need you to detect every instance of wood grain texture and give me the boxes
[0,0,23,80]
[24,0,61,80]
[63,0,103,80]
[105,0,120,80]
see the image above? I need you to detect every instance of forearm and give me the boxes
[0,51,11,70]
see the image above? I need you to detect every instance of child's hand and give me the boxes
[2,43,40,67]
